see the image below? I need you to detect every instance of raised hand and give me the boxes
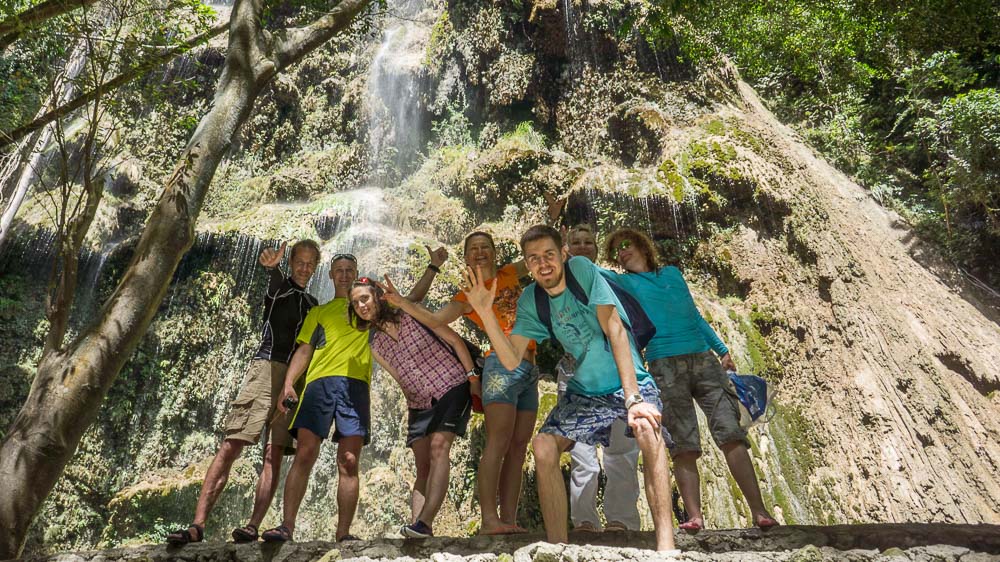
[462,265,496,315]
[376,274,404,307]
[560,225,570,256]
[259,241,287,269]
[426,245,449,268]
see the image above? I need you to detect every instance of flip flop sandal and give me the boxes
[337,534,361,542]
[231,524,259,543]
[755,515,779,529]
[679,519,703,532]
[166,523,204,545]
[262,525,293,543]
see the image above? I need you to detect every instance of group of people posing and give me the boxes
[165,223,777,553]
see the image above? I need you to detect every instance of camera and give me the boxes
[282,396,298,410]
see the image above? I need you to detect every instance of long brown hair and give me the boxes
[348,278,401,331]
[604,228,660,271]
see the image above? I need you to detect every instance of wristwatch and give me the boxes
[625,393,644,410]
[466,370,480,379]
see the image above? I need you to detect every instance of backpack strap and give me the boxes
[564,263,588,305]
[534,283,556,343]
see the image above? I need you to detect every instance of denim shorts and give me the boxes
[481,354,539,411]
[539,377,673,448]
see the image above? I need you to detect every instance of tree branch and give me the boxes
[0,0,99,50]
[0,21,228,151]
[273,0,373,72]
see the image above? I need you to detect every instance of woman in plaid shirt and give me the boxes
[349,278,478,539]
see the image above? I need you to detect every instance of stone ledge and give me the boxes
[19,524,1000,562]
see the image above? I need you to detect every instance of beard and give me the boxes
[536,267,564,290]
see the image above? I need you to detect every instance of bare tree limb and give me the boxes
[0,21,228,151]
[0,0,99,50]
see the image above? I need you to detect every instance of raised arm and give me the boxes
[596,304,661,430]
[378,274,468,328]
[463,265,530,370]
[404,245,449,303]
[260,241,288,293]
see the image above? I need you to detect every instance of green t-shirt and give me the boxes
[296,298,372,385]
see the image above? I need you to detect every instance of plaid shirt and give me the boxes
[371,313,467,409]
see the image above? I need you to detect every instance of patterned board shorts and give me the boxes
[649,351,747,456]
[223,359,295,453]
[539,377,673,448]
[481,354,539,411]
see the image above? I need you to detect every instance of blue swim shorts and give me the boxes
[539,377,673,448]
[482,354,539,411]
[289,376,371,444]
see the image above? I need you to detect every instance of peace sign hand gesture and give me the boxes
[259,241,287,269]
[376,275,405,307]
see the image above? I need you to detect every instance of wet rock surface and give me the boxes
[25,524,1000,561]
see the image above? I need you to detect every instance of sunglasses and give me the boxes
[332,253,357,263]
[610,238,633,260]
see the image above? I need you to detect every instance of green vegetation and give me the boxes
[637,0,1000,286]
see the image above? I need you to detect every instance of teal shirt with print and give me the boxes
[602,266,728,362]
[512,256,652,396]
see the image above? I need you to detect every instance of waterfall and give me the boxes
[308,0,436,303]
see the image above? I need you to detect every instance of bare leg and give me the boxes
[498,409,536,526]
[246,444,285,528]
[531,432,574,543]
[479,402,517,532]
[415,432,456,528]
[673,451,703,528]
[193,439,247,528]
[410,438,432,522]
[335,436,364,540]
[720,441,774,524]
[280,429,322,534]
[633,419,676,551]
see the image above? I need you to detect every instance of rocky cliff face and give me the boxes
[1,0,999,556]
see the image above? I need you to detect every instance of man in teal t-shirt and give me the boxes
[462,225,677,553]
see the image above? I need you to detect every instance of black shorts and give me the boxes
[406,381,472,447]
[290,376,371,444]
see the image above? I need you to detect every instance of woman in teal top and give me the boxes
[604,228,777,531]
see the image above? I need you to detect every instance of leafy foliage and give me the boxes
[636,0,1000,286]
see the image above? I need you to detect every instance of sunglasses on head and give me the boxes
[611,238,633,259]
[332,253,357,263]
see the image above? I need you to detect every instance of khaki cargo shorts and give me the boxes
[223,359,295,453]
[649,351,747,457]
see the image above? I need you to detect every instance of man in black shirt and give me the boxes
[168,240,320,545]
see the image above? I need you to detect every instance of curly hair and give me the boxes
[347,278,401,331]
[604,228,660,271]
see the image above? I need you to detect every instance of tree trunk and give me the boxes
[0,0,371,557]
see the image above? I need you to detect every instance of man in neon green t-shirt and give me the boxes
[262,249,445,543]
